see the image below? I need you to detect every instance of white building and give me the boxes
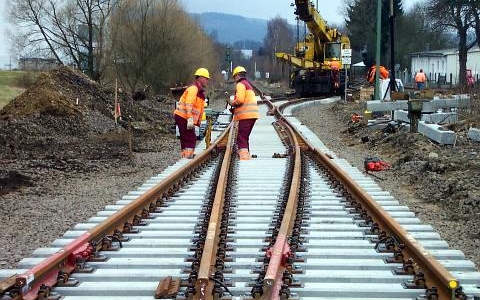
[410,46,480,85]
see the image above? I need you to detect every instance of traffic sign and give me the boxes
[342,57,351,65]
[341,49,352,57]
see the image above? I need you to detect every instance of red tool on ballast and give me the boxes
[364,156,390,172]
[350,113,363,123]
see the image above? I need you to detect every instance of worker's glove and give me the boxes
[187,117,194,130]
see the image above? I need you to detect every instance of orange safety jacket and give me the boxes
[174,82,205,126]
[415,72,426,83]
[231,78,259,121]
[367,66,389,83]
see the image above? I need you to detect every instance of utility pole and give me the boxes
[374,0,382,100]
[389,0,397,94]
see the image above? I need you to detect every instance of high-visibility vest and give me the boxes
[174,83,205,126]
[415,72,426,83]
[367,66,389,83]
[231,79,259,121]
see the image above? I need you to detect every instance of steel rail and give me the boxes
[193,123,237,300]
[277,97,461,299]
[259,104,302,300]
[1,123,232,300]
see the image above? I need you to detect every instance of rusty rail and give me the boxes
[193,122,236,300]
[277,97,461,299]
[259,104,302,300]
[1,124,232,300]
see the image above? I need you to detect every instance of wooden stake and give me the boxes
[128,120,133,160]
[114,78,118,126]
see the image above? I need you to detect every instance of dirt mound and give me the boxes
[0,66,115,134]
[0,66,177,182]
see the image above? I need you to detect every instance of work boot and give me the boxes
[238,148,251,160]
[184,148,195,159]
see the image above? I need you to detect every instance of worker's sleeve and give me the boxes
[232,83,246,106]
[184,86,198,118]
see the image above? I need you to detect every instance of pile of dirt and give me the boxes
[341,101,480,211]
[0,66,177,195]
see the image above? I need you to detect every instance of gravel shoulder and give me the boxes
[294,100,480,270]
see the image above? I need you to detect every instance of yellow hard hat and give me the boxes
[195,68,210,79]
[232,66,246,77]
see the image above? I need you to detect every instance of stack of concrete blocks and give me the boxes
[366,97,473,145]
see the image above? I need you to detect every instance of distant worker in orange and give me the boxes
[415,69,427,90]
[226,66,259,160]
[174,68,209,159]
[367,65,389,84]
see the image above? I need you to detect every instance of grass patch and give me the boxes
[0,70,38,109]
[0,85,25,109]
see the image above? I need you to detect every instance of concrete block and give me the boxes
[393,110,409,123]
[468,128,480,142]
[394,110,458,125]
[367,97,471,113]
[421,113,458,124]
[418,121,456,145]
[392,111,456,144]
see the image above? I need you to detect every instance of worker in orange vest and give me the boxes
[367,65,389,84]
[227,66,259,160]
[174,68,209,159]
[415,69,427,90]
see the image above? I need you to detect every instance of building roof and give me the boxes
[408,46,480,57]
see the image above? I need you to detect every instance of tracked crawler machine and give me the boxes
[276,0,351,97]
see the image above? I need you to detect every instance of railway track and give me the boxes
[1,95,480,300]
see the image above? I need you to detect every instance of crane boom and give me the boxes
[295,0,339,59]
[276,0,350,97]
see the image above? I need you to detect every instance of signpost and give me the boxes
[341,49,352,102]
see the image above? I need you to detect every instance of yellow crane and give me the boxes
[276,0,351,96]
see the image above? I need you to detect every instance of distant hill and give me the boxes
[190,12,268,44]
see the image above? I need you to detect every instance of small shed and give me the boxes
[351,61,366,82]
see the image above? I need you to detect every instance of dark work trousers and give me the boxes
[175,114,197,149]
[237,119,256,150]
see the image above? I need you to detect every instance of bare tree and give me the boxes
[8,0,114,80]
[427,0,476,87]
[469,0,480,48]
[109,0,218,93]
[262,17,294,81]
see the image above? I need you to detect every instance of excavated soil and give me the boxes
[0,66,179,267]
[0,70,479,277]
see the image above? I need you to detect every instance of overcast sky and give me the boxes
[0,0,424,69]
